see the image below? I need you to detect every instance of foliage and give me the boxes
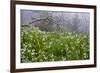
[21,26,89,63]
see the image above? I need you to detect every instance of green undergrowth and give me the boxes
[21,27,89,63]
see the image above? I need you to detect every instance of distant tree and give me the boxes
[72,13,80,33]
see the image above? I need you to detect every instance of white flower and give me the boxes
[61,43,63,45]
[42,38,45,41]
[49,42,52,45]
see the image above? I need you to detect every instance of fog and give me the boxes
[21,10,90,33]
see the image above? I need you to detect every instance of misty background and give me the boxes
[21,10,90,33]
